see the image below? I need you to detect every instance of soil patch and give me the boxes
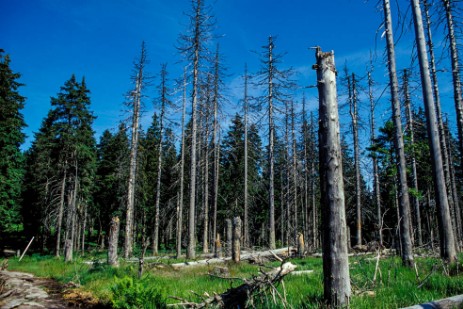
[0,270,109,308]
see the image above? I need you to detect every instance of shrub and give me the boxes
[110,275,166,309]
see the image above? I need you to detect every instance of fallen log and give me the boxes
[171,247,294,270]
[168,262,297,308]
[400,294,463,309]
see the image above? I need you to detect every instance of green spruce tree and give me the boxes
[0,51,26,238]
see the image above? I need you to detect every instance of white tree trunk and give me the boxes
[315,48,351,307]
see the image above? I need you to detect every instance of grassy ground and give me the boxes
[4,251,463,308]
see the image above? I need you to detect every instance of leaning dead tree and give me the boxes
[315,47,351,307]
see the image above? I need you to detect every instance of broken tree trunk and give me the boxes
[226,219,232,257]
[232,217,241,262]
[214,234,222,258]
[107,217,120,266]
[315,47,351,307]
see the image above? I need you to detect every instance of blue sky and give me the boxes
[2,0,456,151]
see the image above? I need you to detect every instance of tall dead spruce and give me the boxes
[123,42,146,259]
[382,0,414,266]
[315,48,351,307]
[410,0,457,262]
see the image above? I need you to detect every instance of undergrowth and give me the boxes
[4,251,463,308]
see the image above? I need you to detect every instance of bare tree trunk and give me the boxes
[315,48,351,307]
[212,48,221,254]
[202,107,210,254]
[291,100,299,246]
[310,112,318,249]
[410,0,457,262]
[232,217,241,263]
[268,36,276,250]
[445,120,463,248]
[226,219,232,257]
[108,216,120,266]
[368,70,383,246]
[348,73,362,246]
[81,203,87,253]
[153,64,168,256]
[284,102,291,246]
[56,169,67,257]
[403,69,423,247]
[302,96,310,249]
[442,0,463,181]
[243,65,250,249]
[124,43,145,259]
[187,1,202,260]
[177,70,187,258]
[65,168,78,262]
[423,0,458,248]
[383,0,414,266]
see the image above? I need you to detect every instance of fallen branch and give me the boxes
[168,262,297,308]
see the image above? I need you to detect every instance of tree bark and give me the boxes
[55,169,67,257]
[410,0,457,262]
[124,43,145,259]
[243,65,250,249]
[403,69,423,247]
[442,0,463,188]
[108,216,120,266]
[383,0,414,266]
[315,48,351,307]
[349,73,362,246]
[176,69,187,259]
[187,0,201,259]
[153,64,168,256]
[226,218,232,257]
[232,217,241,263]
[368,70,383,246]
[212,47,221,254]
[267,36,276,250]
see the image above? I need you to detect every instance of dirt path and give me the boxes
[0,270,106,309]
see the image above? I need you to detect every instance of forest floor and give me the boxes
[0,270,108,308]
[2,249,463,308]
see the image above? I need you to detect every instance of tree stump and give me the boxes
[232,217,241,262]
[226,219,232,257]
[214,233,222,258]
[107,216,120,266]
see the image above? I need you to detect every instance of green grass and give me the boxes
[4,252,463,308]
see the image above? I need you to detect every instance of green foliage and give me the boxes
[0,51,26,236]
[21,75,97,251]
[110,276,166,309]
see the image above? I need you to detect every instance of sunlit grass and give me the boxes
[5,251,463,308]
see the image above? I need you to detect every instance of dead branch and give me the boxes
[168,262,297,308]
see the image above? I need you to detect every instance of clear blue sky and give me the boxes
[3,0,454,150]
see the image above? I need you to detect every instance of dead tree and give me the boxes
[315,47,351,307]
[108,216,120,266]
[176,69,187,259]
[232,217,241,262]
[403,69,423,246]
[153,63,170,255]
[226,218,232,257]
[382,0,414,266]
[410,0,457,262]
[368,68,383,246]
[124,42,146,259]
